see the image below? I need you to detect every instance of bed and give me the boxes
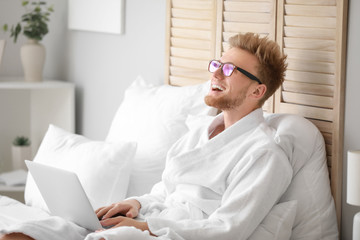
[0,0,347,239]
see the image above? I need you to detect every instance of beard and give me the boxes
[204,89,247,111]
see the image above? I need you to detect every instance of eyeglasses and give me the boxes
[208,60,262,84]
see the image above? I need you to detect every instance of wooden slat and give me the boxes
[224,12,271,23]
[223,22,270,33]
[170,57,208,70]
[284,37,336,51]
[282,81,334,97]
[285,0,336,6]
[278,102,333,121]
[172,18,212,30]
[284,16,336,28]
[222,0,272,2]
[326,144,332,158]
[224,2,272,12]
[170,66,211,80]
[171,28,212,40]
[169,76,207,86]
[282,91,333,108]
[172,8,213,20]
[284,48,336,63]
[172,0,215,10]
[322,132,333,145]
[285,70,335,85]
[171,37,211,50]
[171,47,211,60]
[284,26,336,40]
[309,119,333,133]
[284,5,336,17]
[287,59,335,74]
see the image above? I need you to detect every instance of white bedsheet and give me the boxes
[0,195,88,239]
[0,195,161,240]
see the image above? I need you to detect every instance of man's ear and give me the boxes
[250,84,267,100]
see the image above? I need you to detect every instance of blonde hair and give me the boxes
[228,33,287,106]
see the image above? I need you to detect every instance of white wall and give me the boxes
[1,0,360,239]
[65,0,166,139]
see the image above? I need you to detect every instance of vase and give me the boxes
[11,145,32,170]
[20,39,46,82]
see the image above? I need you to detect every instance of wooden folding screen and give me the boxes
[165,0,348,228]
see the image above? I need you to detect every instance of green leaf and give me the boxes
[12,23,22,43]
[4,0,54,43]
[13,136,31,146]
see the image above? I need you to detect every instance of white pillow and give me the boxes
[25,125,137,212]
[106,76,217,197]
[264,113,338,239]
[248,201,297,240]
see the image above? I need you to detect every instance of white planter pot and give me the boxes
[11,145,31,170]
[20,39,45,82]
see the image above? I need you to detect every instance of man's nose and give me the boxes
[212,67,224,79]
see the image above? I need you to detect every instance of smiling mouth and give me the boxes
[211,84,225,91]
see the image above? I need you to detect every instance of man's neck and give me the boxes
[223,105,259,129]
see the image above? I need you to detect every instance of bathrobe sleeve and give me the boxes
[134,181,168,215]
[145,148,292,240]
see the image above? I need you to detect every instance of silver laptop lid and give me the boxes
[25,160,102,231]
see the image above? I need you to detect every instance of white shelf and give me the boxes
[0,80,74,89]
[0,78,75,172]
[0,184,25,192]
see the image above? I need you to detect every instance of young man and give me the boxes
[1,32,289,240]
[91,32,290,239]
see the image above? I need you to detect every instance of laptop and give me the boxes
[25,160,103,231]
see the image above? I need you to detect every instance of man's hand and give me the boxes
[95,199,141,220]
[97,216,156,236]
[101,216,152,233]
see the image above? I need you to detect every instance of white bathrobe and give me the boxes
[1,109,292,240]
[129,108,293,240]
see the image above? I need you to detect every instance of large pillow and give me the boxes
[25,125,137,212]
[106,76,217,197]
[264,113,338,239]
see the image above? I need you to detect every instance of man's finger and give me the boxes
[96,206,112,219]
[100,216,125,227]
[102,204,129,220]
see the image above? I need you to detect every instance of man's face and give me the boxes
[205,47,260,111]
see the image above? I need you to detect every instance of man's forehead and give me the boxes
[221,48,258,68]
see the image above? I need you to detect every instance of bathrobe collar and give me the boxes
[207,108,265,142]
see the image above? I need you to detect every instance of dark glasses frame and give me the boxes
[208,60,262,84]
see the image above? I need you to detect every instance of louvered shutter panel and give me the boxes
[275,0,348,224]
[165,0,219,86]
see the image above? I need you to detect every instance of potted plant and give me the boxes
[12,136,32,170]
[3,1,54,82]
